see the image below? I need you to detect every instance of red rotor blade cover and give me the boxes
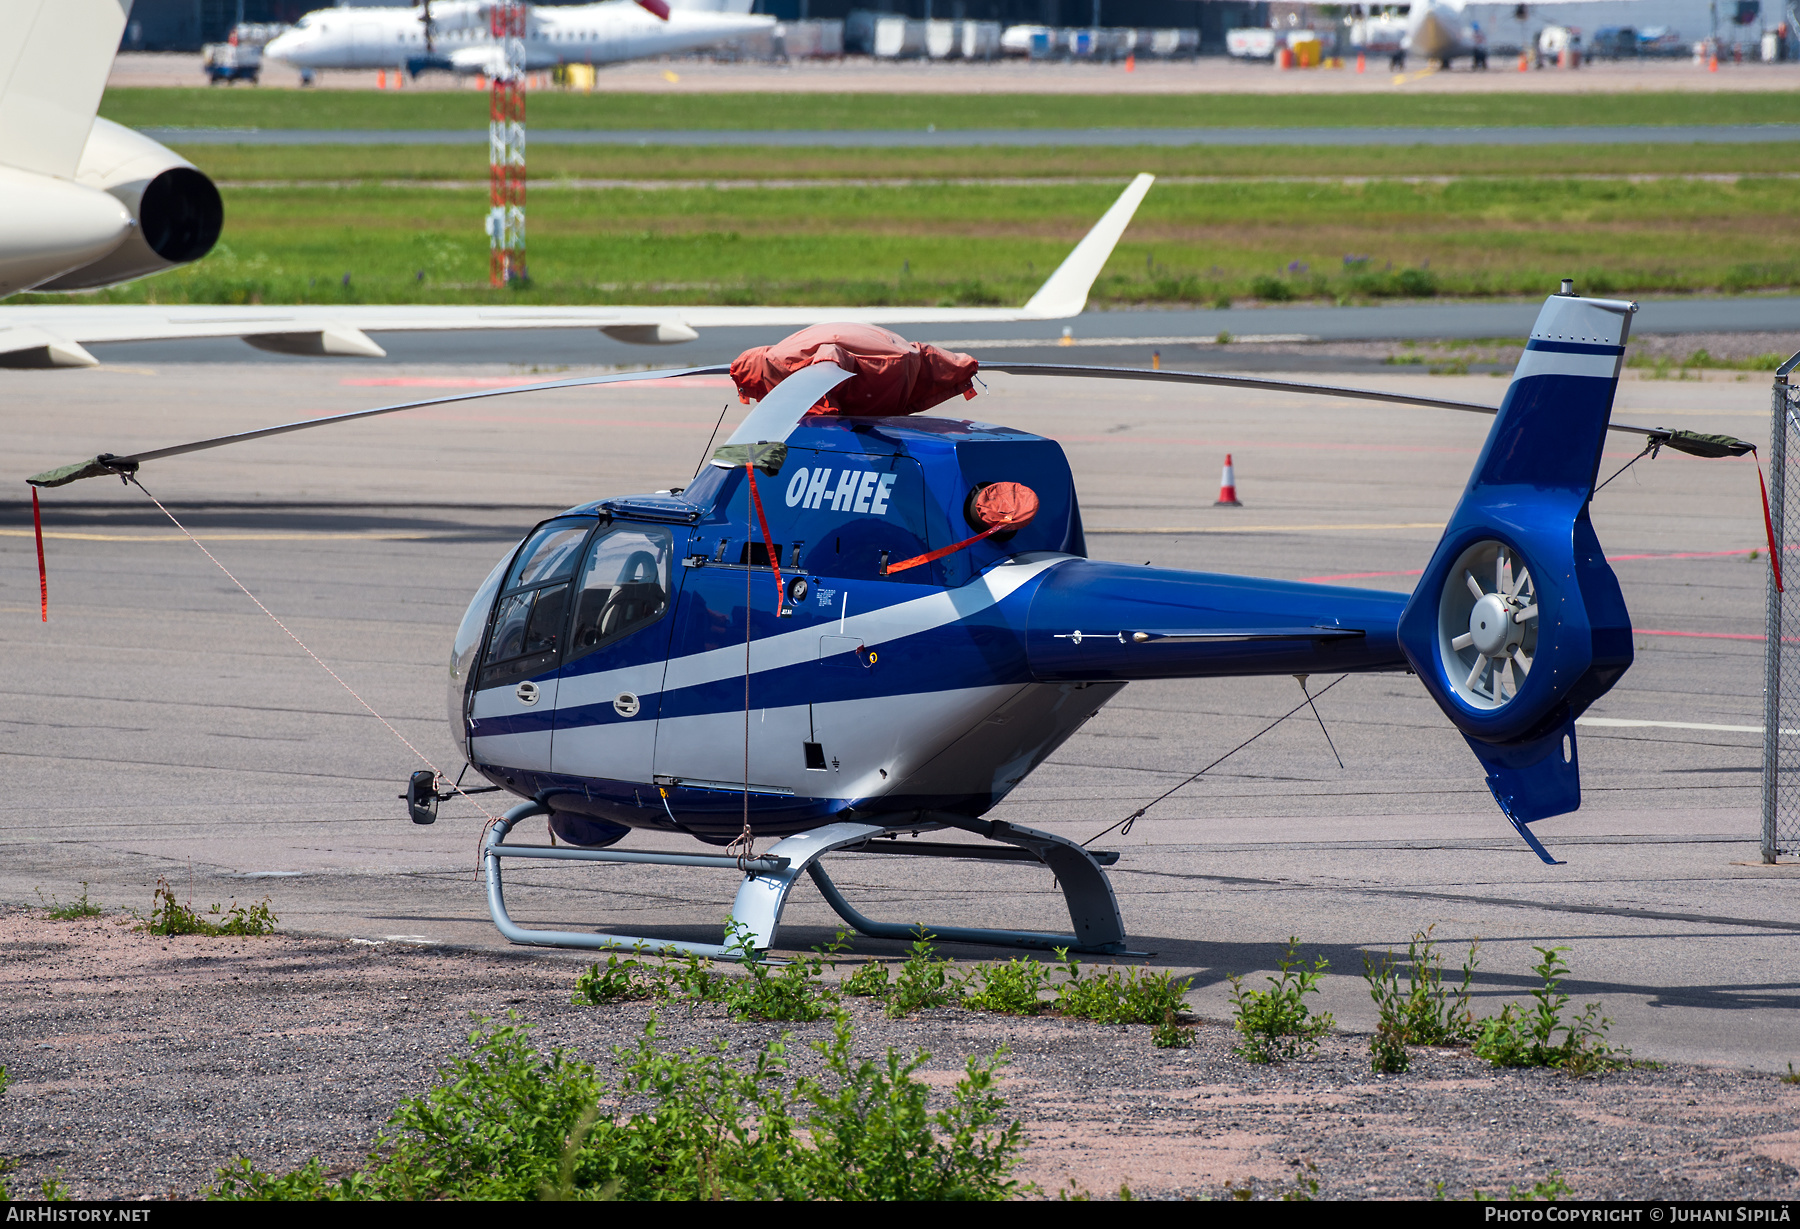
[636,0,672,19]
[729,323,979,418]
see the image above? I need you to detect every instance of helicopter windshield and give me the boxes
[478,517,595,689]
[566,525,673,665]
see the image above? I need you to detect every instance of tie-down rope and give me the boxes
[1084,674,1348,846]
[124,476,502,835]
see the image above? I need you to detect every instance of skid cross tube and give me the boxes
[483,802,1137,957]
[484,802,782,959]
[730,814,1136,955]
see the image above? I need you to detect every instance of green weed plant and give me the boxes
[1471,947,1628,1075]
[571,953,663,1006]
[1052,950,1191,1026]
[961,957,1051,1015]
[143,879,276,937]
[885,931,962,1017]
[570,926,840,1022]
[1364,927,1481,1071]
[840,960,893,1000]
[1151,1009,1195,1049]
[1228,937,1335,1064]
[1469,1172,1573,1201]
[40,883,104,920]
[718,922,838,1023]
[209,1012,1024,1201]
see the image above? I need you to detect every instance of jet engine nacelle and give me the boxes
[32,119,223,292]
[0,164,133,297]
[1397,292,1637,830]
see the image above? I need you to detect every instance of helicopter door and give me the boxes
[467,517,593,773]
[549,524,677,784]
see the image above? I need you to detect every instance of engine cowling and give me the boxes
[32,119,223,292]
[0,165,133,297]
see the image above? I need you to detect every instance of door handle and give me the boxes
[516,681,541,705]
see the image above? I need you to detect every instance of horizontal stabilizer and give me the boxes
[1130,627,1365,643]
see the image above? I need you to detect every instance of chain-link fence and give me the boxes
[1762,352,1800,863]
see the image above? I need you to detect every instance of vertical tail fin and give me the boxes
[0,0,129,180]
[1397,288,1638,861]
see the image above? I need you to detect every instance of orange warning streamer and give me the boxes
[31,486,47,622]
[883,519,1021,576]
[743,459,785,611]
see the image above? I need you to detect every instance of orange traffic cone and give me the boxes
[1125,53,1135,71]
[1356,52,1366,72]
[1214,454,1243,507]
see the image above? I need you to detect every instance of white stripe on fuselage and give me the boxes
[556,552,1071,710]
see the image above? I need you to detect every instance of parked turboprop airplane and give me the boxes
[263,0,775,78]
[1373,0,1639,69]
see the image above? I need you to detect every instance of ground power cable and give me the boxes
[124,476,504,846]
[1083,674,1348,847]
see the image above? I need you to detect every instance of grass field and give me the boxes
[28,92,1799,309]
[100,87,1800,131]
[17,176,1797,309]
[180,140,1800,182]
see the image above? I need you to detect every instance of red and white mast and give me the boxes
[486,3,527,287]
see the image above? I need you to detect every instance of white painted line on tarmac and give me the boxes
[1577,717,1783,734]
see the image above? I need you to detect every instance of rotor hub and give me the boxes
[1469,591,1524,658]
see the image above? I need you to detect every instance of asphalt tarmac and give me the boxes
[3,361,1794,1072]
[85,296,1800,369]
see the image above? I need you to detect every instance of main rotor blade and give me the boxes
[722,362,856,447]
[980,363,1668,439]
[28,364,732,487]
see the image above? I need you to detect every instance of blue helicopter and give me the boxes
[30,284,1749,959]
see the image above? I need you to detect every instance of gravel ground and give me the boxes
[2,906,1796,1202]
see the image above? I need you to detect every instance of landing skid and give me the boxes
[483,802,1138,960]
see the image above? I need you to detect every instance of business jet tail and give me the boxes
[0,0,130,180]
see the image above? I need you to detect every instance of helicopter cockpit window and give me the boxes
[478,518,594,688]
[566,525,674,664]
[505,521,590,590]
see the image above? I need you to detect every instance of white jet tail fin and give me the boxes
[1021,173,1154,319]
[0,0,129,179]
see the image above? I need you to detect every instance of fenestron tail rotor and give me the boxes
[1439,540,1539,710]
